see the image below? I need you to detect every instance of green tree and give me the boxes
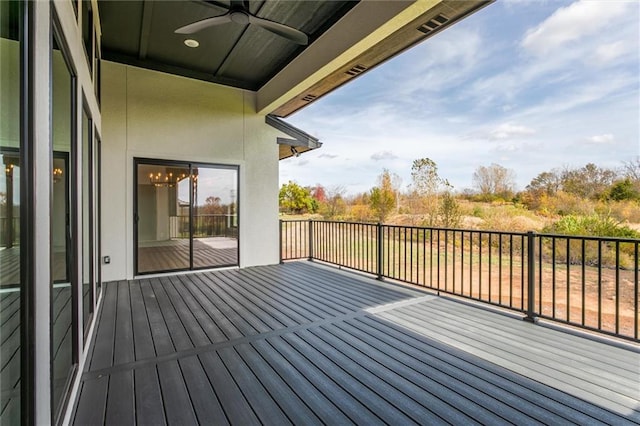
[279,181,316,214]
[369,170,396,222]
[607,179,640,201]
[438,190,461,228]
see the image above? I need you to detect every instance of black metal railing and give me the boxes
[170,215,238,239]
[280,219,639,341]
[0,217,20,247]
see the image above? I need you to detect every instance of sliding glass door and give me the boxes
[135,159,238,275]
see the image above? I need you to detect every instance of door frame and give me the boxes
[133,157,240,276]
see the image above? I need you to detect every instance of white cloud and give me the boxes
[318,153,338,159]
[488,123,536,140]
[371,151,398,161]
[587,134,615,144]
[392,26,487,99]
[522,1,631,56]
[593,40,631,64]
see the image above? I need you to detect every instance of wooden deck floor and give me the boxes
[73,261,640,425]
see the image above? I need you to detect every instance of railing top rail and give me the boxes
[174,214,237,217]
[281,219,379,226]
[536,232,640,244]
[380,223,530,237]
[281,219,640,243]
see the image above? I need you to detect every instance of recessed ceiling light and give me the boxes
[184,39,199,48]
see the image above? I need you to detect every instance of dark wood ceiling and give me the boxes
[98,0,357,90]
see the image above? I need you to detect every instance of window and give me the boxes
[81,0,93,74]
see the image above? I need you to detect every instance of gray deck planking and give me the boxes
[134,366,166,425]
[73,261,640,425]
[381,301,640,416]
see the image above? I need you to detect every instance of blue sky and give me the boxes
[279,0,640,195]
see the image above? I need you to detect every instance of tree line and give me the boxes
[279,157,640,228]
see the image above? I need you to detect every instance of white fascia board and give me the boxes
[256,0,441,115]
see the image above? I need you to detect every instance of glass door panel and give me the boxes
[192,166,238,268]
[136,163,191,274]
[0,151,20,422]
[0,1,22,420]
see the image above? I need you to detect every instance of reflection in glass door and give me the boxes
[136,163,191,273]
[52,28,76,422]
[192,166,238,269]
[135,160,239,274]
[0,3,22,420]
[0,151,20,424]
[81,107,93,335]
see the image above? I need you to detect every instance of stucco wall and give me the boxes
[101,61,280,281]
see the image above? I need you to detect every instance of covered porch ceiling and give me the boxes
[98,0,493,117]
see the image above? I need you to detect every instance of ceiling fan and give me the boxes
[175,0,308,45]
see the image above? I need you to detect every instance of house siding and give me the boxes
[101,62,281,281]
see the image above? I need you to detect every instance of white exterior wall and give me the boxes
[101,62,281,281]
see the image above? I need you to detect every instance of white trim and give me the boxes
[33,1,53,422]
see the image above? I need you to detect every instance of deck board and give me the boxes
[402,301,639,391]
[157,360,198,425]
[178,356,228,425]
[73,261,640,425]
[198,350,261,425]
[384,308,623,407]
[133,366,165,425]
[381,303,640,414]
[105,370,135,425]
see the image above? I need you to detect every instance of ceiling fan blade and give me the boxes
[175,13,231,34]
[248,15,308,45]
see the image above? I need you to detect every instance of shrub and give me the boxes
[543,214,640,239]
[542,214,639,269]
[600,200,640,224]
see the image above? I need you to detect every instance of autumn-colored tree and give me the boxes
[526,170,562,196]
[411,158,446,225]
[621,157,640,181]
[310,184,326,203]
[319,185,347,219]
[438,191,461,228]
[560,163,616,200]
[472,163,516,200]
[369,169,396,222]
